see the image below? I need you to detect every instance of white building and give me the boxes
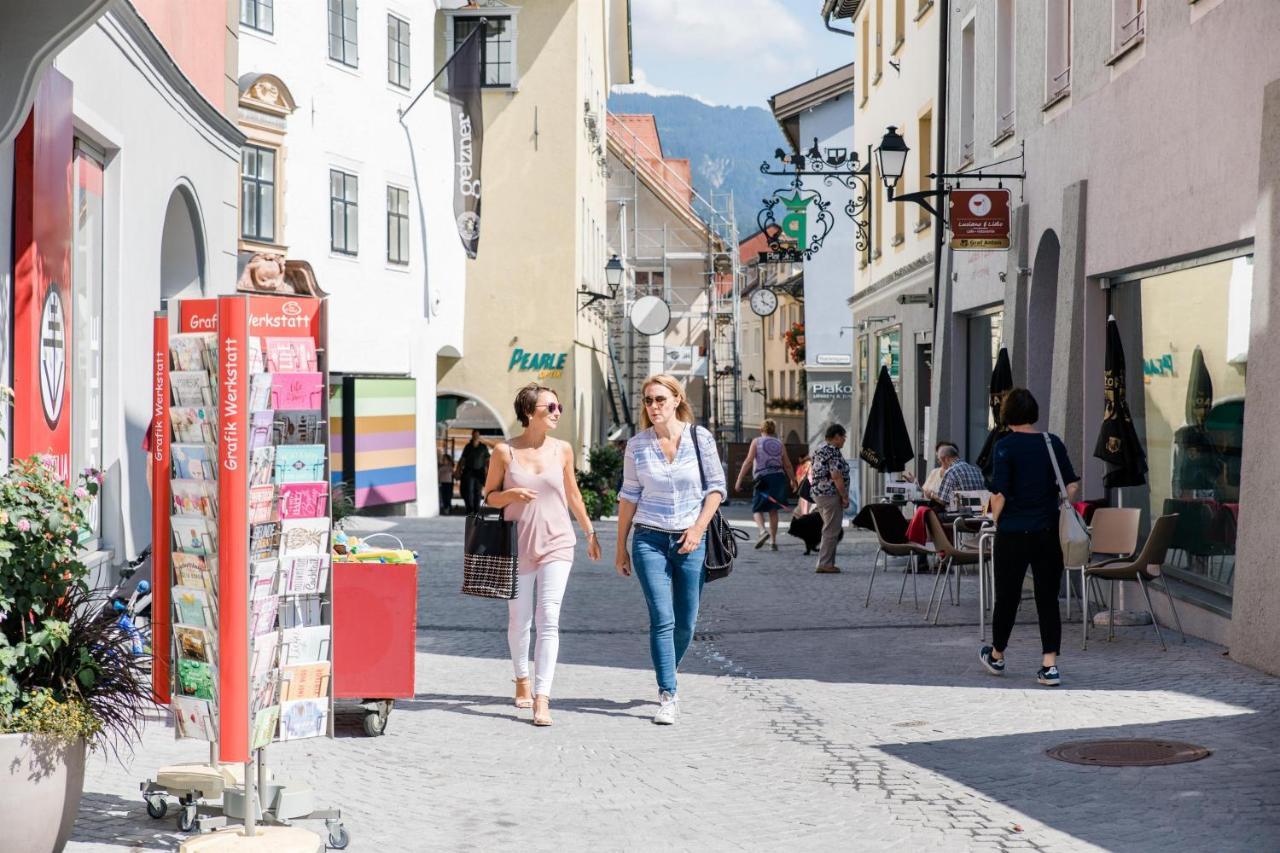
[237,0,462,515]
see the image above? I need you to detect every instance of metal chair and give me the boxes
[1067,507,1140,619]
[1083,513,1185,650]
[924,510,980,624]
[864,504,931,609]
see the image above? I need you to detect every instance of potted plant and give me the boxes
[575,444,623,521]
[0,454,151,853]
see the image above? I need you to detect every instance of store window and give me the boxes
[328,0,358,68]
[240,145,275,242]
[72,141,105,539]
[965,310,1002,458]
[386,185,409,265]
[387,14,410,89]
[452,16,515,87]
[240,0,273,34]
[877,326,901,391]
[1111,253,1251,601]
[330,169,358,255]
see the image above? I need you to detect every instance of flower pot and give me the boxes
[0,732,86,853]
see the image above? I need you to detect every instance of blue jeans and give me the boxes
[632,527,706,694]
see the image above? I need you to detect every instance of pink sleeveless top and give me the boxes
[503,442,576,574]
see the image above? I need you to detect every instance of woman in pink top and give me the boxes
[482,383,601,726]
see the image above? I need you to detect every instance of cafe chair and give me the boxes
[865,504,931,609]
[924,509,980,625]
[1066,507,1140,620]
[1083,514,1185,651]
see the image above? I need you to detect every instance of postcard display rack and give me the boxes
[149,294,348,848]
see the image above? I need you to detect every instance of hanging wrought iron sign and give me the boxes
[757,139,872,263]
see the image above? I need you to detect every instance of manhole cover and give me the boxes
[1046,739,1211,767]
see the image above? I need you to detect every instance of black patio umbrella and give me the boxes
[860,365,914,473]
[1185,345,1214,427]
[975,346,1014,478]
[1171,345,1220,495]
[1093,314,1148,488]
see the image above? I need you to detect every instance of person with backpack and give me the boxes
[457,430,491,514]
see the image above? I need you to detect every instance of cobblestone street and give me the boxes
[68,514,1280,852]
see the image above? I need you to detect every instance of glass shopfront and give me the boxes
[1111,253,1251,602]
[965,310,1002,459]
[877,325,902,391]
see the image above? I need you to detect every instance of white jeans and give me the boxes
[507,560,571,697]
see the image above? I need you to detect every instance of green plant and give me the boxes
[0,456,150,750]
[575,445,623,520]
[331,481,357,529]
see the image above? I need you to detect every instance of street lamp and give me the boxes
[580,255,625,311]
[876,124,1025,219]
[875,126,909,190]
[746,374,768,398]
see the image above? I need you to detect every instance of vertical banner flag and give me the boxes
[447,24,484,258]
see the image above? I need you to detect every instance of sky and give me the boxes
[612,0,855,109]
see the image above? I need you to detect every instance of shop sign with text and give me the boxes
[509,348,567,378]
[949,189,1011,251]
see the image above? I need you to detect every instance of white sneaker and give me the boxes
[653,690,678,725]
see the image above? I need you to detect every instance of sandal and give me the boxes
[514,677,533,709]
[532,694,552,727]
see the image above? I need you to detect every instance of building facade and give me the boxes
[237,0,461,514]
[737,230,806,445]
[434,0,632,465]
[0,1,242,584]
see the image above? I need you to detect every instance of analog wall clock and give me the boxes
[750,288,778,317]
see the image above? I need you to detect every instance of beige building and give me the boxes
[435,0,632,461]
[738,230,806,445]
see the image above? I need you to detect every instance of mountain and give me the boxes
[607,92,789,242]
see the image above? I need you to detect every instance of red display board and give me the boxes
[151,313,172,703]
[11,69,74,480]
[948,188,1011,251]
[332,562,418,699]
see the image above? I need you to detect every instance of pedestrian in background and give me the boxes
[457,429,490,514]
[615,374,726,725]
[810,424,850,574]
[794,453,813,515]
[979,388,1079,687]
[437,450,455,514]
[734,419,796,551]
[483,384,601,726]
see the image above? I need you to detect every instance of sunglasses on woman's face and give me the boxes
[537,403,564,415]
[642,395,670,407]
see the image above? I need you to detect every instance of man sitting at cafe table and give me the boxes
[934,445,987,511]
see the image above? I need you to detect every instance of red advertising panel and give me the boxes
[949,188,1011,251]
[217,296,250,762]
[178,298,219,334]
[151,314,172,703]
[12,70,74,480]
[247,294,322,346]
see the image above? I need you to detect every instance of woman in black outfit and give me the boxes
[979,388,1079,687]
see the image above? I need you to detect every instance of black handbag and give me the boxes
[463,508,519,599]
[691,426,748,581]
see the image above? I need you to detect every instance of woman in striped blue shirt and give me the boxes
[615,374,727,725]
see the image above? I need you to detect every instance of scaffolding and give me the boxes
[605,114,742,445]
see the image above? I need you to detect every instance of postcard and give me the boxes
[170,333,216,373]
[272,410,324,446]
[278,698,328,741]
[280,662,330,702]
[171,443,216,481]
[170,370,215,407]
[172,587,214,628]
[173,553,216,596]
[274,445,326,484]
[177,658,216,701]
[249,446,276,487]
[249,522,281,561]
[265,337,318,373]
[282,554,329,595]
[279,518,330,557]
[171,479,217,519]
[249,484,277,524]
[251,705,281,750]
[174,624,215,664]
[171,406,217,444]
[173,695,215,741]
[171,515,216,556]
[280,626,331,666]
[269,372,324,411]
[278,482,328,519]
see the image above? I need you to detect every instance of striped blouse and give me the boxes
[619,425,727,531]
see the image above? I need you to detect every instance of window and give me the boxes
[878,326,902,391]
[965,311,1003,458]
[240,145,275,242]
[874,0,884,81]
[995,0,1015,138]
[328,0,358,67]
[240,0,273,34]
[1045,0,1072,103]
[453,16,515,87]
[959,19,975,164]
[873,163,883,258]
[1110,253,1252,602]
[387,14,410,89]
[893,0,905,50]
[767,370,775,398]
[386,185,409,264]
[857,335,870,402]
[917,110,932,230]
[72,141,104,538]
[1112,0,1145,51]
[860,19,870,104]
[330,169,358,255]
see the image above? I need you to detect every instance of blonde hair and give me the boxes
[638,374,695,429]
[760,419,777,436]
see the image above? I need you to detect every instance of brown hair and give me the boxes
[638,374,695,430]
[513,383,558,427]
[1000,387,1040,427]
[760,419,777,436]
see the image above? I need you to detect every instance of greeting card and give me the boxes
[278,482,328,519]
[173,587,214,628]
[174,625,215,664]
[280,662,330,702]
[171,516,216,556]
[170,371,215,407]
[282,555,330,595]
[249,484,277,524]
[171,406,217,444]
[274,445,325,484]
[269,372,324,411]
[250,410,275,452]
[249,446,276,487]
[171,443,216,481]
[278,698,328,741]
[173,696,215,741]
[171,479,218,518]
[265,337,318,373]
[173,553,216,596]
[177,658,216,701]
[249,372,273,412]
[273,410,323,446]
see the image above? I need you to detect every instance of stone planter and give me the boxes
[0,732,86,853]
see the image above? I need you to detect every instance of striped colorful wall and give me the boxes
[331,377,417,508]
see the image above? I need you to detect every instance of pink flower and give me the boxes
[17,519,31,532]
[38,454,57,470]
[74,487,88,499]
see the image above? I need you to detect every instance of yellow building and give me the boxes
[435,0,632,462]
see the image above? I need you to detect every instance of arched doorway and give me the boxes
[436,390,506,513]
[160,185,205,301]
[1027,229,1060,425]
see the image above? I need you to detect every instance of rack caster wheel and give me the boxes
[177,802,198,832]
[327,822,350,850]
[361,701,391,737]
[145,795,168,819]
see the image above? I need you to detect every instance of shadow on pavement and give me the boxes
[396,692,651,722]
[70,791,182,849]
